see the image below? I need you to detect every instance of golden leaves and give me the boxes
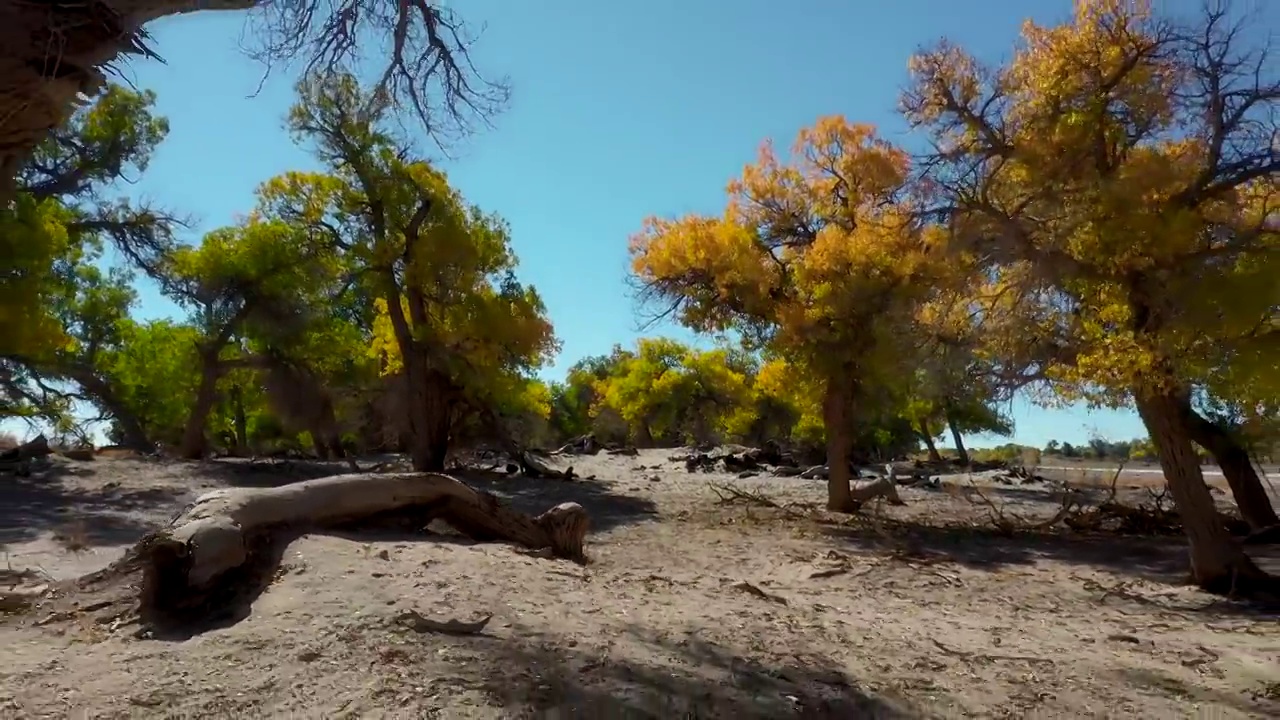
[631,116,940,372]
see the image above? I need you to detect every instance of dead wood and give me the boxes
[0,434,52,463]
[729,580,788,605]
[709,477,903,517]
[0,434,54,475]
[64,472,589,628]
[553,434,601,456]
[392,609,492,635]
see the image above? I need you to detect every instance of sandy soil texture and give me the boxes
[1,450,1278,718]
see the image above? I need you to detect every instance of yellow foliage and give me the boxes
[754,358,824,443]
[905,0,1280,406]
[0,197,74,358]
[588,338,758,443]
[630,116,947,425]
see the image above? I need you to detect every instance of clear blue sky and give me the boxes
[62,0,1256,448]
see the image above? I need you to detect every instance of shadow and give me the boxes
[818,519,1280,618]
[0,460,192,547]
[821,519,1186,578]
[458,470,659,534]
[194,458,355,488]
[463,624,928,719]
[1118,667,1279,717]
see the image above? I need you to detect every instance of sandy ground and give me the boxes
[1,450,1278,719]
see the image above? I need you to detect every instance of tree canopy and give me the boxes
[2,0,1276,597]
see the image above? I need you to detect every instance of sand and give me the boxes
[1,449,1277,718]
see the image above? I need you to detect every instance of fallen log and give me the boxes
[0,433,52,462]
[0,434,54,475]
[135,472,588,625]
[851,477,906,508]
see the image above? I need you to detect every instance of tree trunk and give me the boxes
[634,422,654,448]
[179,365,221,460]
[131,472,589,625]
[64,368,153,452]
[947,411,970,465]
[823,378,857,512]
[115,410,154,454]
[0,1,261,200]
[1183,407,1279,532]
[406,364,452,472]
[230,384,249,457]
[1135,390,1274,595]
[918,420,942,463]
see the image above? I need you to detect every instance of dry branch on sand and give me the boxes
[23,473,588,630]
[0,434,53,474]
[709,477,904,514]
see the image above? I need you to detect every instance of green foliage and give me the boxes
[99,320,202,444]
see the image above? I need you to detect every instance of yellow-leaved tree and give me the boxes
[630,117,948,511]
[591,338,756,446]
[255,73,557,472]
[903,0,1279,592]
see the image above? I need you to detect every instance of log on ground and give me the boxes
[137,472,588,625]
[851,477,906,508]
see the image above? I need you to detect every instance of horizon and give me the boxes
[12,0,1257,449]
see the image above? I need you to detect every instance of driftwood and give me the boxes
[0,434,53,475]
[130,472,587,625]
[0,433,52,462]
[711,476,904,513]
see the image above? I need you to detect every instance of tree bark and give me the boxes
[1183,407,1279,532]
[918,420,942,463]
[0,1,259,201]
[405,364,453,472]
[1135,390,1274,595]
[134,472,589,624]
[62,367,153,452]
[179,364,221,460]
[230,384,249,457]
[634,422,654,448]
[823,378,857,512]
[946,410,970,465]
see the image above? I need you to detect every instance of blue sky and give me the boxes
[35,0,1251,448]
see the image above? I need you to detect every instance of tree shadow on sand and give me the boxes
[0,460,191,547]
[819,518,1280,618]
[453,624,929,719]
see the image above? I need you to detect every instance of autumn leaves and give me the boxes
[628,0,1278,590]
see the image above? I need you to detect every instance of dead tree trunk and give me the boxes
[1183,408,1279,532]
[0,1,263,200]
[1135,391,1275,595]
[132,472,589,624]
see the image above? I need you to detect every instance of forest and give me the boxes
[4,0,1279,588]
[0,1,1278,716]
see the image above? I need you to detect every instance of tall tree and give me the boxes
[904,0,1279,592]
[2,84,176,447]
[630,117,948,511]
[258,73,556,472]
